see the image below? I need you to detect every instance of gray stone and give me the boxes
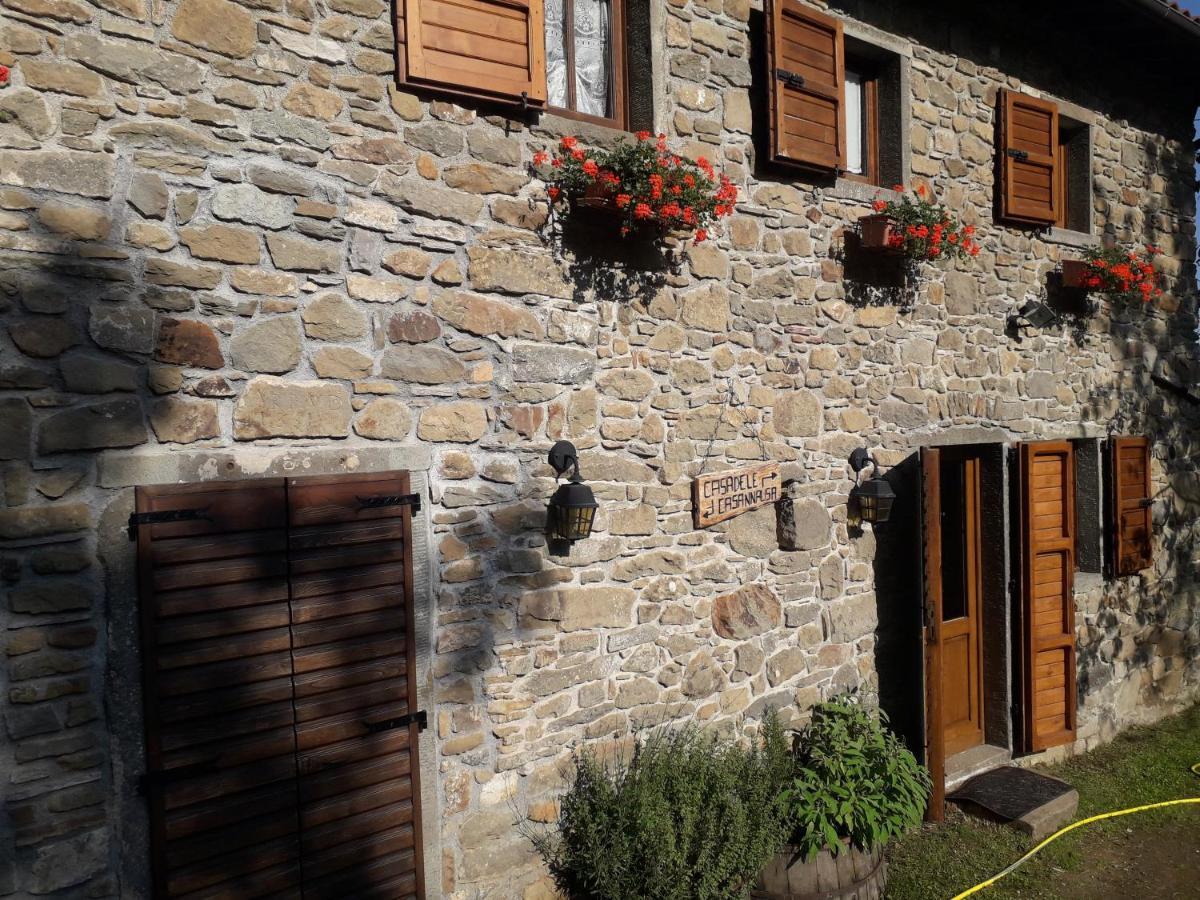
[376,175,483,225]
[302,294,368,341]
[0,399,31,460]
[212,183,293,230]
[60,352,138,393]
[65,33,206,92]
[38,400,148,453]
[128,172,169,219]
[512,343,594,383]
[28,829,107,894]
[0,149,116,198]
[234,377,352,439]
[778,498,831,551]
[381,345,467,384]
[230,317,302,374]
[726,504,779,558]
[944,272,979,316]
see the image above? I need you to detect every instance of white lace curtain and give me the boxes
[545,0,612,117]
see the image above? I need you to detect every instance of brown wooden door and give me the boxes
[1019,441,1077,752]
[938,454,985,757]
[920,447,945,822]
[136,473,424,899]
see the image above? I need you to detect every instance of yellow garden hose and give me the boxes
[948,762,1200,899]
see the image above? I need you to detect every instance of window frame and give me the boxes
[840,58,881,186]
[1053,118,1091,234]
[546,0,630,131]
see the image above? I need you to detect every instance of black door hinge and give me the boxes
[127,507,210,540]
[357,493,422,513]
[1006,148,1030,161]
[364,710,428,734]
[776,68,806,90]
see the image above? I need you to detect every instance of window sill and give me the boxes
[533,112,635,150]
[827,178,900,204]
[1043,227,1099,249]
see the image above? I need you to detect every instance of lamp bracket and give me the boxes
[548,440,580,480]
[848,447,878,480]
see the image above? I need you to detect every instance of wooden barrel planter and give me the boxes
[752,842,886,900]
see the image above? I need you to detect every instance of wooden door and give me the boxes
[939,455,985,757]
[287,473,426,900]
[136,480,302,899]
[136,473,425,899]
[1019,442,1077,752]
[920,447,945,821]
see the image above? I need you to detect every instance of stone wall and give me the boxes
[0,0,1197,897]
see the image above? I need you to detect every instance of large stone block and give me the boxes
[777,497,832,551]
[520,587,636,631]
[155,318,223,369]
[417,402,488,443]
[179,223,261,264]
[266,233,342,273]
[431,291,543,340]
[234,377,352,439]
[89,303,154,354]
[467,246,572,299]
[303,294,368,341]
[377,175,483,225]
[150,397,220,444]
[774,390,822,437]
[211,183,293,230]
[380,345,467,384]
[38,400,148,453]
[0,503,91,539]
[712,583,781,639]
[229,317,302,374]
[0,149,116,198]
[171,0,256,58]
[354,398,412,440]
[512,343,594,384]
[0,399,32,460]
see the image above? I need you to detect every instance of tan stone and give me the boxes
[442,162,528,195]
[266,233,341,273]
[431,291,544,340]
[774,390,822,437]
[171,0,256,58]
[712,583,781,639]
[126,222,177,249]
[679,283,730,331]
[467,246,571,299]
[20,61,103,98]
[381,346,467,384]
[387,310,441,343]
[149,397,219,444]
[37,203,110,241]
[283,82,345,121]
[234,377,352,439]
[346,274,406,303]
[0,149,116,199]
[230,317,301,374]
[431,258,462,285]
[388,84,422,120]
[155,318,223,369]
[179,223,260,264]
[597,368,655,401]
[230,269,298,297]
[313,346,373,379]
[145,259,222,290]
[0,503,91,540]
[302,294,368,341]
[417,402,488,443]
[354,397,413,440]
[382,247,433,279]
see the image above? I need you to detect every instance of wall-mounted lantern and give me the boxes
[1010,299,1058,331]
[848,447,896,525]
[546,440,598,557]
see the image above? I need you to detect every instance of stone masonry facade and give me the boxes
[0,0,1198,897]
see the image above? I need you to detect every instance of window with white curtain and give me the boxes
[545,0,625,126]
[845,69,865,176]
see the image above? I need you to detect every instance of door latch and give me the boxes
[128,507,210,540]
[775,68,806,90]
[1006,148,1030,161]
[364,710,428,734]
[357,493,422,513]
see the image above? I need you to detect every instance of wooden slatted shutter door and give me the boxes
[135,480,302,898]
[1019,441,1077,752]
[137,472,425,899]
[767,0,845,172]
[1111,436,1152,576]
[920,447,945,822]
[998,90,1060,225]
[287,472,425,900]
[400,0,546,106]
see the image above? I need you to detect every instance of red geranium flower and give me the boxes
[634,202,653,220]
[695,229,707,243]
[560,136,578,149]
[532,151,548,166]
[582,159,599,177]
[0,65,10,87]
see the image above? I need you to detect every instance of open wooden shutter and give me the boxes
[1111,436,1152,576]
[767,0,845,172]
[287,472,426,899]
[400,0,546,107]
[1019,441,1077,752]
[135,480,301,898]
[998,90,1060,225]
[920,447,946,821]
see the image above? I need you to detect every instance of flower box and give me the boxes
[1061,259,1090,289]
[859,214,901,253]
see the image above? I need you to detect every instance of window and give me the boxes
[546,0,627,128]
[842,62,879,184]
[1073,438,1103,574]
[1053,118,1091,233]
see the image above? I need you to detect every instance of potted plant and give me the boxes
[859,184,980,261]
[754,696,931,900]
[1060,244,1163,304]
[532,131,737,243]
[525,714,792,900]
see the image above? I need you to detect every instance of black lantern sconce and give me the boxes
[1009,299,1059,333]
[546,440,599,557]
[848,447,896,526]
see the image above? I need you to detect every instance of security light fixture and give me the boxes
[1014,299,1059,330]
[546,440,598,556]
[848,447,896,525]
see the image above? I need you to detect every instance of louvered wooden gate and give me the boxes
[135,472,425,899]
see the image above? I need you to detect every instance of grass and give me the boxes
[885,702,1200,900]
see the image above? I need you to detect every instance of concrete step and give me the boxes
[948,765,1080,841]
[945,743,1012,792]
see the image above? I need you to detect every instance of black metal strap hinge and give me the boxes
[776,68,806,89]
[357,493,422,513]
[1006,148,1030,161]
[127,507,209,540]
[364,710,428,735]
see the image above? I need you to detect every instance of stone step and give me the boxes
[948,765,1080,841]
[945,743,1012,791]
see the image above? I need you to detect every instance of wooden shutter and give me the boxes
[287,472,425,899]
[767,0,845,172]
[1019,441,1077,752]
[136,480,301,898]
[1111,436,1152,576]
[400,0,546,107]
[137,472,425,899]
[998,90,1060,225]
[920,447,945,822]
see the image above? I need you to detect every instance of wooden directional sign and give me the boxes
[692,462,782,528]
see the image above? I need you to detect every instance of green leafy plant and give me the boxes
[866,184,980,261]
[525,713,792,900]
[532,131,737,241]
[1076,244,1163,304]
[781,696,931,860]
